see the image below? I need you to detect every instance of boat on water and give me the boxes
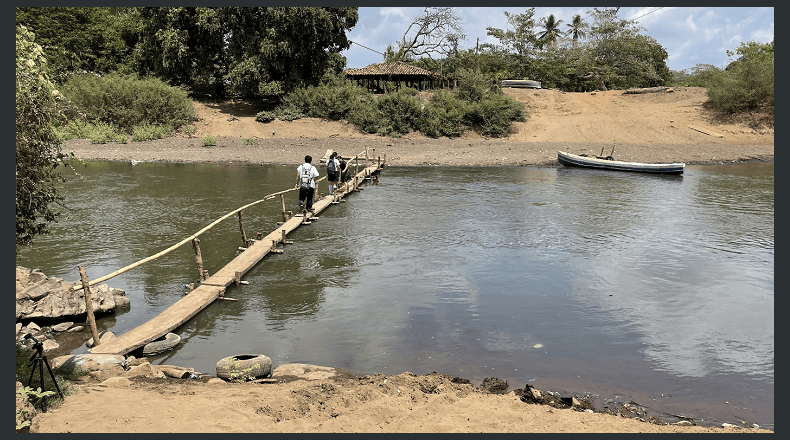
[557,151,685,175]
[501,79,541,89]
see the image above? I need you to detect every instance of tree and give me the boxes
[392,7,466,61]
[223,7,358,97]
[537,14,564,49]
[133,7,229,97]
[16,25,70,249]
[486,8,538,57]
[15,7,139,79]
[565,14,589,47]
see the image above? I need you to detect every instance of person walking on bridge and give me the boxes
[326,152,340,195]
[296,155,320,214]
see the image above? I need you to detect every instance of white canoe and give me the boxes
[557,151,685,175]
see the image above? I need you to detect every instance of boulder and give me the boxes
[52,353,125,375]
[16,266,129,321]
[51,322,74,332]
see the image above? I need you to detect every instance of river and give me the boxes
[17,160,774,429]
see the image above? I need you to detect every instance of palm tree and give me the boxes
[565,14,588,48]
[537,13,564,48]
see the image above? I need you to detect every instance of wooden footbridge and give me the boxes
[85,148,385,356]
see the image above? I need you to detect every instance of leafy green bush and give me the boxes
[57,120,127,143]
[255,111,276,123]
[346,100,381,134]
[465,93,527,138]
[243,138,258,145]
[417,90,468,138]
[203,135,217,147]
[60,73,195,131]
[706,41,773,113]
[373,89,422,136]
[275,107,305,121]
[131,122,173,142]
[279,75,369,120]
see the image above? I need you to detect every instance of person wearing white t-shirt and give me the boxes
[296,155,320,213]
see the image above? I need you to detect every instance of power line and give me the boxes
[349,40,385,57]
[633,7,664,21]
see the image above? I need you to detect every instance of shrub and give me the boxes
[255,111,276,123]
[465,93,527,138]
[60,73,195,132]
[706,41,774,114]
[274,107,305,121]
[203,135,217,147]
[243,138,258,145]
[346,100,381,134]
[131,122,173,142]
[417,90,468,138]
[374,89,422,136]
[279,75,369,120]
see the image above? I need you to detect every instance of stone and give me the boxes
[25,322,41,334]
[102,377,132,388]
[16,323,22,335]
[66,326,84,333]
[16,266,128,321]
[51,322,74,332]
[54,353,125,375]
[42,339,59,353]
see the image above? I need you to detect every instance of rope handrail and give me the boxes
[73,148,374,289]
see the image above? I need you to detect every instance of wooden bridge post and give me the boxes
[237,210,248,248]
[78,266,101,347]
[365,147,369,167]
[280,194,288,222]
[192,238,205,281]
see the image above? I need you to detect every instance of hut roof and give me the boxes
[345,62,444,79]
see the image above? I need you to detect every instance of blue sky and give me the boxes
[342,7,774,72]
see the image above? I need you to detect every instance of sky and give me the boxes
[342,7,774,72]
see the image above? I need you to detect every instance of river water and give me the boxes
[17,160,774,429]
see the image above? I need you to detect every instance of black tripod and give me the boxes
[25,334,64,413]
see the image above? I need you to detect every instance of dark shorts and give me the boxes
[327,172,338,182]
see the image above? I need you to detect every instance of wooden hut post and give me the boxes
[237,210,248,247]
[78,266,101,346]
[192,238,205,281]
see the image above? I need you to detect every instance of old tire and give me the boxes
[216,354,272,382]
[141,333,181,356]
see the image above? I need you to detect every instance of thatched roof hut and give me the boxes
[344,62,447,92]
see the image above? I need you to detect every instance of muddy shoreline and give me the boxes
[64,136,774,168]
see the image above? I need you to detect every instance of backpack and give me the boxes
[327,158,336,174]
[299,164,313,189]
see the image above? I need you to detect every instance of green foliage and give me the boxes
[417,89,468,138]
[706,40,774,113]
[255,111,276,123]
[16,25,71,249]
[16,7,139,79]
[280,75,370,120]
[465,92,527,137]
[671,64,721,87]
[243,138,258,145]
[132,122,173,142]
[275,107,306,122]
[17,386,54,430]
[203,135,217,147]
[60,72,195,131]
[373,88,422,136]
